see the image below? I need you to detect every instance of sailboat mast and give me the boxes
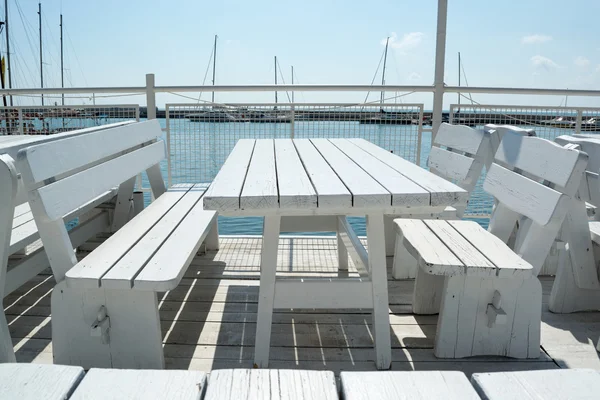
[211,34,217,104]
[38,2,43,106]
[457,52,461,109]
[274,56,278,105]
[60,14,64,106]
[380,37,390,108]
[4,0,11,106]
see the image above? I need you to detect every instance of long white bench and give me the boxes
[15,120,218,369]
[0,363,85,400]
[393,134,588,358]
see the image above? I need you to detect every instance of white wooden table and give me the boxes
[203,138,467,369]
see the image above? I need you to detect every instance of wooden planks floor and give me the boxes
[5,236,600,375]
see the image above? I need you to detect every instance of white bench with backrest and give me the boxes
[0,122,146,363]
[548,134,600,314]
[393,134,587,358]
[392,123,535,279]
[16,119,218,369]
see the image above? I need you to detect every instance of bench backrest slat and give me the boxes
[33,141,165,221]
[18,120,161,186]
[484,135,588,275]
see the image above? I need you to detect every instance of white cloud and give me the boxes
[531,55,559,70]
[383,32,424,52]
[574,56,590,68]
[408,72,422,81]
[521,34,552,44]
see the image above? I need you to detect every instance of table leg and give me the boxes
[337,231,348,270]
[366,213,392,370]
[254,215,281,368]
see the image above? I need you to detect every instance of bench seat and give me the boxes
[70,368,206,400]
[471,369,600,399]
[340,371,480,400]
[204,369,338,400]
[393,218,541,359]
[0,363,85,400]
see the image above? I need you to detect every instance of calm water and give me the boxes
[135,118,568,235]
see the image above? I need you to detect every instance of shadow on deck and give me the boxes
[4,236,600,375]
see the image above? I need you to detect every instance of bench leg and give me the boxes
[52,281,164,369]
[412,269,445,314]
[254,215,280,368]
[367,213,392,370]
[392,231,418,279]
[434,275,541,359]
[336,232,348,270]
[0,311,15,362]
[549,242,600,313]
[204,219,220,251]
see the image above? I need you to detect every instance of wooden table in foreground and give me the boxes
[202,138,467,369]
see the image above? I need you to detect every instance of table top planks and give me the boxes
[203,138,467,214]
[0,363,84,400]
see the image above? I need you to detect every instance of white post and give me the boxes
[575,109,583,135]
[17,108,23,135]
[145,73,156,120]
[431,0,448,141]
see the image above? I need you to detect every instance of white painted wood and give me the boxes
[101,185,207,289]
[0,363,84,400]
[341,371,480,400]
[12,210,33,229]
[348,138,468,207]
[337,216,369,276]
[274,280,373,308]
[13,202,32,218]
[110,176,136,232]
[204,218,220,251]
[31,141,165,221]
[203,139,256,211]
[241,139,279,210]
[487,203,520,244]
[484,163,567,226]
[392,226,418,279]
[337,232,349,270]
[8,219,38,255]
[557,134,600,173]
[590,221,600,243]
[204,369,338,400]
[494,133,588,194]
[0,155,18,363]
[428,146,477,184]
[253,215,280,368]
[330,138,430,207]
[66,185,191,288]
[274,139,317,209]
[146,163,167,199]
[134,207,217,291]
[52,280,165,369]
[70,369,206,400]
[311,138,390,207]
[367,213,392,370]
[292,139,351,208]
[17,120,161,186]
[435,274,541,359]
[447,220,532,277]
[412,268,445,314]
[394,219,465,276]
[437,122,489,154]
[472,369,600,400]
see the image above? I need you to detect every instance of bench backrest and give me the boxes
[484,124,536,169]
[484,133,588,274]
[16,120,166,282]
[428,123,490,216]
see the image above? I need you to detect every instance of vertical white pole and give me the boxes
[146,73,156,120]
[575,109,583,135]
[432,0,448,141]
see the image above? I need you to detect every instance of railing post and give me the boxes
[431,0,448,142]
[145,73,156,120]
[575,109,583,135]
[290,104,295,139]
[17,108,23,135]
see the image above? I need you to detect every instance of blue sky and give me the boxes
[2,0,600,107]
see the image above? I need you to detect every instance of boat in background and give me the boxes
[188,110,238,122]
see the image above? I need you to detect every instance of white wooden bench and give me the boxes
[392,123,534,279]
[393,134,588,358]
[471,369,600,399]
[340,371,480,400]
[204,369,338,400]
[0,363,84,400]
[15,120,219,369]
[69,368,206,400]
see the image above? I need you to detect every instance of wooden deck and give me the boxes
[5,236,600,375]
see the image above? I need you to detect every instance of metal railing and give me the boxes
[0,104,140,135]
[165,102,424,186]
